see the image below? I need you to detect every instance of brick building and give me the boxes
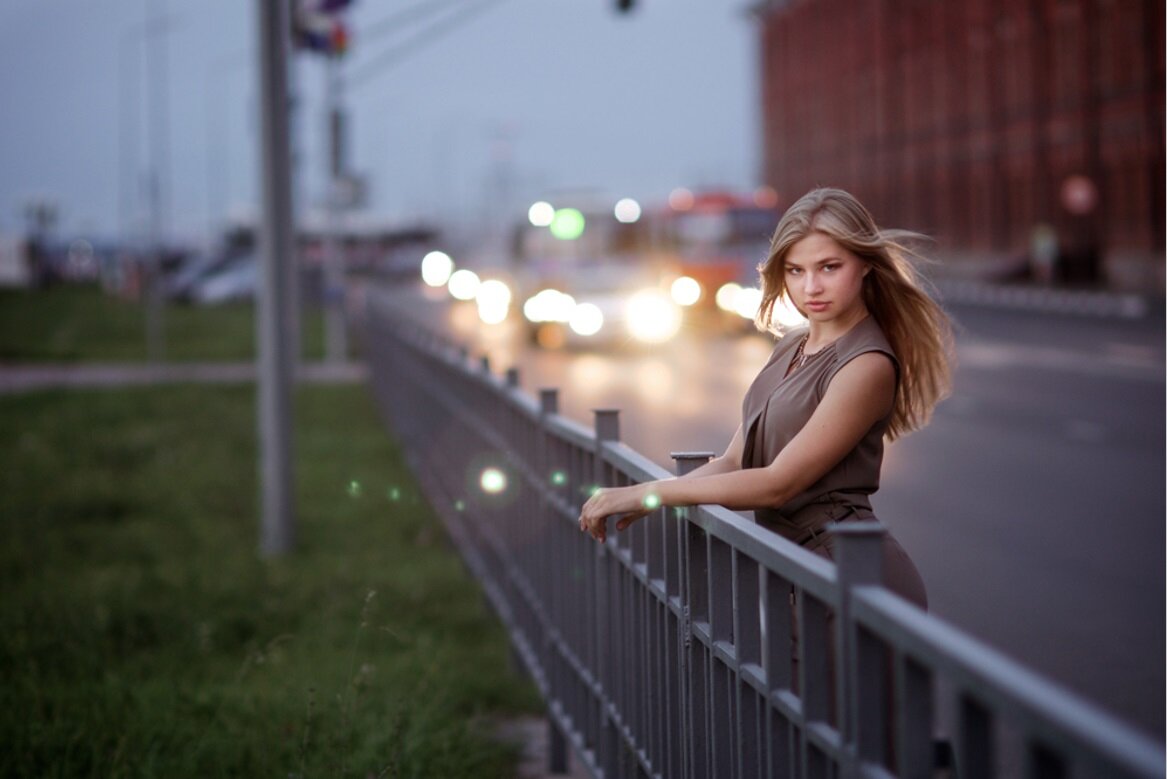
[753,0,1164,290]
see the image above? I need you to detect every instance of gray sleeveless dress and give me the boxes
[741,315,927,607]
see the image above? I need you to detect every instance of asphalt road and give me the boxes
[365,282,1165,739]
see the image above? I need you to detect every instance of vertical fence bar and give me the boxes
[764,569,795,778]
[958,694,995,779]
[537,388,571,777]
[709,536,735,778]
[594,410,620,779]
[672,452,712,779]
[832,521,887,772]
[734,553,762,779]
[897,654,934,778]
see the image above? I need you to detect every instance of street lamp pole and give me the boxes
[256,0,297,556]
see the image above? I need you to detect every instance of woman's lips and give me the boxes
[805,301,829,312]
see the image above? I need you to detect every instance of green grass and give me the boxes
[0,383,542,777]
[0,284,327,362]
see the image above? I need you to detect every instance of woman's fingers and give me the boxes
[615,509,650,531]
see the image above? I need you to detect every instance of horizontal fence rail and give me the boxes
[362,289,1164,779]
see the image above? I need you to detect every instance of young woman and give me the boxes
[578,187,953,606]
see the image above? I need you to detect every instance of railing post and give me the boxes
[671,451,714,477]
[672,452,713,779]
[506,367,520,389]
[831,521,887,777]
[549,715,568,775]
[539,389,559,416]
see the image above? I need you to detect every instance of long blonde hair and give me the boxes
[756,187,953,440]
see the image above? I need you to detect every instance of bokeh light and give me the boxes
[772,293,807,328]
[550,470,568,486]
[670,276,702,306]
[716,282,742,312]
[733,286,763,320]
[528,200,555,227]
[550,208,586,240]
[614,198,642,224]
[569,303,604,336]
[447,269,481,301]
[642,493,661,510]
[753,186,779,209]
[480,467,507,494]
[625,289,681,343]
[347,480,362,498]
[523,289,576,323]
[387,486,402,502]
[420,250,454,287]
[668,187,694,211]
[476,279,512,324]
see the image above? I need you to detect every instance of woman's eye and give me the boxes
[785,267,801,275]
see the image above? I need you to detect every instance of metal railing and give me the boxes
[363,290,1164,779]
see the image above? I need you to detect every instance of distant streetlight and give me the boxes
[614,198,641,224]
[528,201,555,227]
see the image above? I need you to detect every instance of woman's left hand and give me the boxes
[579,483,656,542]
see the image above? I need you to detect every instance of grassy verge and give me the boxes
[0,284,327,362]
[0,383,541,777]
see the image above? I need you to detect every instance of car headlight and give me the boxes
[716,282,741,312]
[733,286,762,320]
[626,289,682,343]
[569,303,604,336]
[670,276,702,306]
[448,269,480,301]
[475,279,511,324]
[523,288,576,323]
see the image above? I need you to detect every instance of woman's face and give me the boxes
[782,232,870,323]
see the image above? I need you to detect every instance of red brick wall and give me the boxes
[756,0,1164,284]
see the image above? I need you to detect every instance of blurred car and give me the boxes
[165,252,239,302]
[188,254,258,305]
[510,197,684,349]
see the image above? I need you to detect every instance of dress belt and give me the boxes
[792,512,874,549]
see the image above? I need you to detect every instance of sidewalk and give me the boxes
[0,360,367,395]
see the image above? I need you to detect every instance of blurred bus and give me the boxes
[649,189,782,328]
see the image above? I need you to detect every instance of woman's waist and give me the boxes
[754,492,875,548]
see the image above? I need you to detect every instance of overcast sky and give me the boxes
[0,0,761,244]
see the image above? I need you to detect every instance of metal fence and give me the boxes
[363,290,1164,779]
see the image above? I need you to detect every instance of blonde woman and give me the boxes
[579,187,953,606]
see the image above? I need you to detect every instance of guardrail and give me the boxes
[363,290,1164,779]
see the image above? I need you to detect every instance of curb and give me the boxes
[931,279,1152,319]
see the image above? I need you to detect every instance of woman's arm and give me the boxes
[579,352,895,541]
[593,424,746,534]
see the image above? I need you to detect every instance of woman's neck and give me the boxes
[805,305,869,352]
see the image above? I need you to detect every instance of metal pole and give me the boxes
[256,0,296,556]
[144,0,171,362]
[323,55,348,363]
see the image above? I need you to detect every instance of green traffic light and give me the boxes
[549,208,586,240]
